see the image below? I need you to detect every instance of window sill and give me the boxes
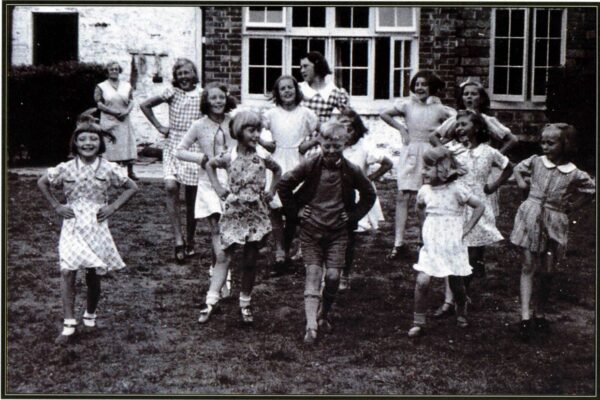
[490,100,546,111]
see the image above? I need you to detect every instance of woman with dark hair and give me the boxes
[95,61,138,180]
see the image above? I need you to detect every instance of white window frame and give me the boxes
[490,7,567,104]
[245,6,286,28]
[242,7,419,113]
[375,7,418,32]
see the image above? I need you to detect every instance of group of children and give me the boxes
[38,54,595,345]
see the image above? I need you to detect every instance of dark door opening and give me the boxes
[33,12,78,65]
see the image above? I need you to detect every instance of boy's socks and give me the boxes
[83,311,96,327]
[239,293,252,308]
[304,295,320,330]
[413,312,426,327]
[206,290,220,306]
[61,318,77,336]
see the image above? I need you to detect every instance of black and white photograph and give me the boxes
[3,2,597,396]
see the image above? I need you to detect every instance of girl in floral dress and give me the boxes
[510,123,595,341]
[409,147,484,337]
[199,110,282,325]
[140,58,202,263]
[37,116,138,343]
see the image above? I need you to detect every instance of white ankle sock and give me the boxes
[62,318,77,335]
[83,311,96,327]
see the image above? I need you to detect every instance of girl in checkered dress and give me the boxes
[140,58,202,263]
[510,124,595,341]
[38,115,138,343]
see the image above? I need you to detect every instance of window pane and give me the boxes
[292,39,308,66]
[403,70,411,96]
[353,41,369,67]
[375,38,390,99]
[510,10,525,37]
[352,70,368,96]
[548,39,561,65]
[353,7,369,27]
[509,38,524,65]
[266,7,283,23]
[249,67,264,93]
[336,41,351,66]
[310,39,326,55]
[266,67,282,93]
[336,7,352,27]
[379,7,395,27]
[394,40,401,66]
[292,7,308,27]
[535,9,549,37]
[395,8,413,27]
[534,39,548,66]
[335,69,350,92]
[403,41,411,67]
[249,38,264,65]
[310,7,326,27]
[508,67,523,95]
[495,9,509,36]
[393,70,401,97]
[494,67,508,94]
[495,39,509,65]
[266,39,282,65]
[549,9,563,37]
[248,7,265,23]
[533,67,547,96]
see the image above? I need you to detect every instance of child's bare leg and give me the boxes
[537,241,558,319]
[269,210,286,262]
[433,277,455,318]
[207,214,221,267]
[85,269,101,314]
[520,250,537,320]
[60,269,77,320]
[206,246,232,304]
[164,180,184,246]
[304,265,322,331]
[184,185,198,249]
[411,272,431,333]
[393,191,410,247]
[322,267,342,319]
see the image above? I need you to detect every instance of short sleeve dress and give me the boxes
[456,144,509,247]
[394,95,456,191]
[510,155,595,259]
[97,80,137,162]
[161,86,203,185]
[343,137,387,231]
[413,182,473,278]
[46,157,129,275]
[213,148,273,249]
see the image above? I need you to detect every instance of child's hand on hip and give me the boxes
[55,204,75,219]
[298,206,311,219]
[158,125,170,137]
[263,191,274,203]
[216,188,230,201]
[97,204,116,222]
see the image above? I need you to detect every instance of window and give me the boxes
[376,7,417,32]
[245,7,285,28]
[33,12,78,65]
[242,7,419,110]
[490,8,566,102]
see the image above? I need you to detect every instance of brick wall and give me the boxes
[203,7,243,100]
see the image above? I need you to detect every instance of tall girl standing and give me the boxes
[140,58,202,263]
[380,71,456,259]
[199,110,282,324]
[38,115,138,342]
[262,75,319,276]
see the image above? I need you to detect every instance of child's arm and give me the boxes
[277,159,312,219]
[498,132,518,155]
[175,126,208,167]
[368,155,393,182]
[484,162,513,194]
[463,196,485,239]
[37,173,75,219]
[348,168,376,224]
[379,107,409,144]
[97,178,139,222]
[430,116,456,146]
[140,95,170,136]
[259,137,276,153]
[206,157,230,200]
[264,156,282,202]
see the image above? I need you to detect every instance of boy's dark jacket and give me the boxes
[277,154,376,230]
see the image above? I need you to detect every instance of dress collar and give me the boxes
[300,81,336,101]
[540,155,576,173]
[410,94,441,105]
[76,157,101,172]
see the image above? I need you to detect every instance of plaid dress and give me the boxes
[510,155,595,258]
[161,86,202,185]
[47,158,129,275]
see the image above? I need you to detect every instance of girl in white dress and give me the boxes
[37,115,138,343]
[409,147,484,337]
[261,75,319,276]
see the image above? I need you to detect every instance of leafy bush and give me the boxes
[8,62,106,166]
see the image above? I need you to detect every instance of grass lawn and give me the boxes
[5,173,596,395]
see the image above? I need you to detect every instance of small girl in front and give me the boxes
[409,147,484,337]
[38,114,138,343]
[199,110,282,324]
[262,75,319,276]
[510,123,595,341]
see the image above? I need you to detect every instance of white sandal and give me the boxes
[83,312,97,328]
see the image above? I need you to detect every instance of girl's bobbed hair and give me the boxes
[422,146,466,183]
[338,106,368,141]
[456,78,491,114]
[106,61,123,76]
[200,82,237,115]
[229,109,262,140]
[542,123,578,161]
[171,58,200,88]
[303,51,332,78]
[455,109,490,144]
[270,75,303,106]
[409,70,445,96]
[69,109,115,156]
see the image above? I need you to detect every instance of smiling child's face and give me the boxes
[176,64,196,91]
[207,87,226,116]
[278,78,297,106]
[76,132,101,160]
[414,77,430,101]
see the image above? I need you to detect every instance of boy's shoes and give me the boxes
[534,317,551,334]
[387,245,410,260]
[304,328,318,345]
[184,244,196,257]
[198,303,219,324]
[240,306,254,325]
[408,326,424,338]
[432,302,455,319]
[318,317,333,334]
[519,319,534,342]
[339,274,351,291]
